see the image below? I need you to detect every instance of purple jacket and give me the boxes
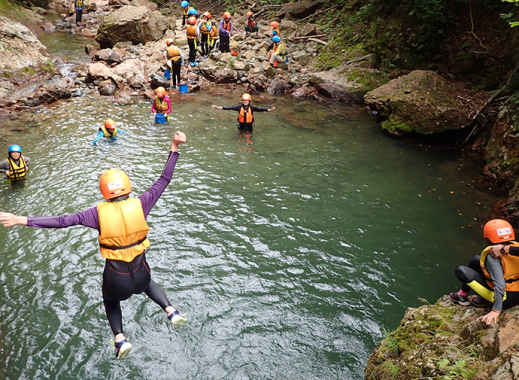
[27,152,179,230]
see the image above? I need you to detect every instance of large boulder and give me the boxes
[22,76,74,106]
[96,5,169,48]
[0,16,49,72]
[365,295,519,379]
[277,0,325,20]
[364,70,488,135]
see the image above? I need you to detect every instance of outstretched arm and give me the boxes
[0,206,100,230]
[139,131,187,217]
[91,130,104,146]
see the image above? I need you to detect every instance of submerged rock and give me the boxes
[365,295,519,379]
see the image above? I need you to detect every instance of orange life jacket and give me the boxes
[167,46,181,61]
[238,105,253,124]
[209,24,218,39]
[273,27,280,37]
[97,198,151,262]
[186,24,198,39]
[481,243,519,292]
[200,21,211,34]
[222,20,231,32]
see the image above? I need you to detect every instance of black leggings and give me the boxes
[188,39,197,62]
[102,253,171,336]
[455,255,519,310]
[169,60,181,87]
[219,32,230,52]
[200,33,209,56]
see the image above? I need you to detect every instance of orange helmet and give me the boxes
[165,38,174,46]
[223,11,231,20]
[270,21,279,28]
[155,87,166,98]
[99,168,132,200]
[246,11,253,17]
[188,16,197,25]
[483,219,515,243]
[104,119,115,129]
[241,93,251,101]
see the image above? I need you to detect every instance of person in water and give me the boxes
[165,40,184,89]
[91,119,124,146]
[212,93,276,144]
[218,12,233,53]
[450,219,519,326]
[0,144,31,180]
[0,131,188,359]
[152,87,172,118]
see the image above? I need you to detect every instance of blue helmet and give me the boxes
[8,144,22,153]
[272,35,280,43]
[181,1,188,8]
[187,7,197,15]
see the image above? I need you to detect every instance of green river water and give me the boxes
[0,33,498,380]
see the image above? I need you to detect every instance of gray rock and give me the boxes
[267,77,291,95]
[98,79,117,95]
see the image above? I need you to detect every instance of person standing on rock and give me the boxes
[245,11,258,36]
[152,87,172,119]
[0,145,31,181]
[449,219,519,326]
[209,19,219,52]
[212,93,276,144]
[74,0,84,25]
[0,132,188,360]
[270,21,280,37]
[218,12,233,53]
[186,16,199,66]
[198,12,213,57]
[268,35,288,68]
[166,41,184,89]
[91,119,124,146]
[181,1,189,26]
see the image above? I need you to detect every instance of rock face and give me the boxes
[277,0,325,20]
[364,70,488,135]
[0,16,49,72]
[95,5,169,48]
[365,295,519,380]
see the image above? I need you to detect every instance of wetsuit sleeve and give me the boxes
[484,255,506,311]
[91,130,104,145]
[218,20,226,34]
[27,206,100,230]
[138,151,179,217]
[222,105,241,111]
[509,246,519,256]
[251,105,270,112]
[229,21,233,35]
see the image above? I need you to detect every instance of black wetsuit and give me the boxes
[222,104,270,133]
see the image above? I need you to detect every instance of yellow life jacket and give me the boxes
[238,105,253,124]
[275,42,287,57]
[167,46,181,61]
[481,243,519,292]
[76,0,83,8]
[100,125,118,137]
[7,155,28,180]
[186,25,198,39]
[183,7,188,16]
[97,198,151,262]
[154,97,169,112]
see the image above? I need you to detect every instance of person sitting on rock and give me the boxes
[74,0,84,26]
[218,12,233,53]
[152,87,172,119]
[268,35,288,68]
[91,119,124,146]
[450,219,519,326]
[166,41,184,89]
[186,16,199,66]
[245,11,258,35]
[181,1,189,26]
[270,21,280,38]
[198,12,213,57]
[0,145,31,181]
[211,93,276,144]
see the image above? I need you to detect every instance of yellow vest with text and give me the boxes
[97,198,150,262]
[7,155,28,180]
[481,242,519,292]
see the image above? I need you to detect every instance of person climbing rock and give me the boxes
[270,21,280,37]
[0,131,188,360]
[0,145,31,180]
[91,119,124,146]
[245,11,258,35]
[268,35,288,68]
[152,87,172,119]
[450,219,519,326]
[166,41,184,89]
[212,93,276,144]
[186,16,199,66]
[198,12,213,57]
[218,12,233,53]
